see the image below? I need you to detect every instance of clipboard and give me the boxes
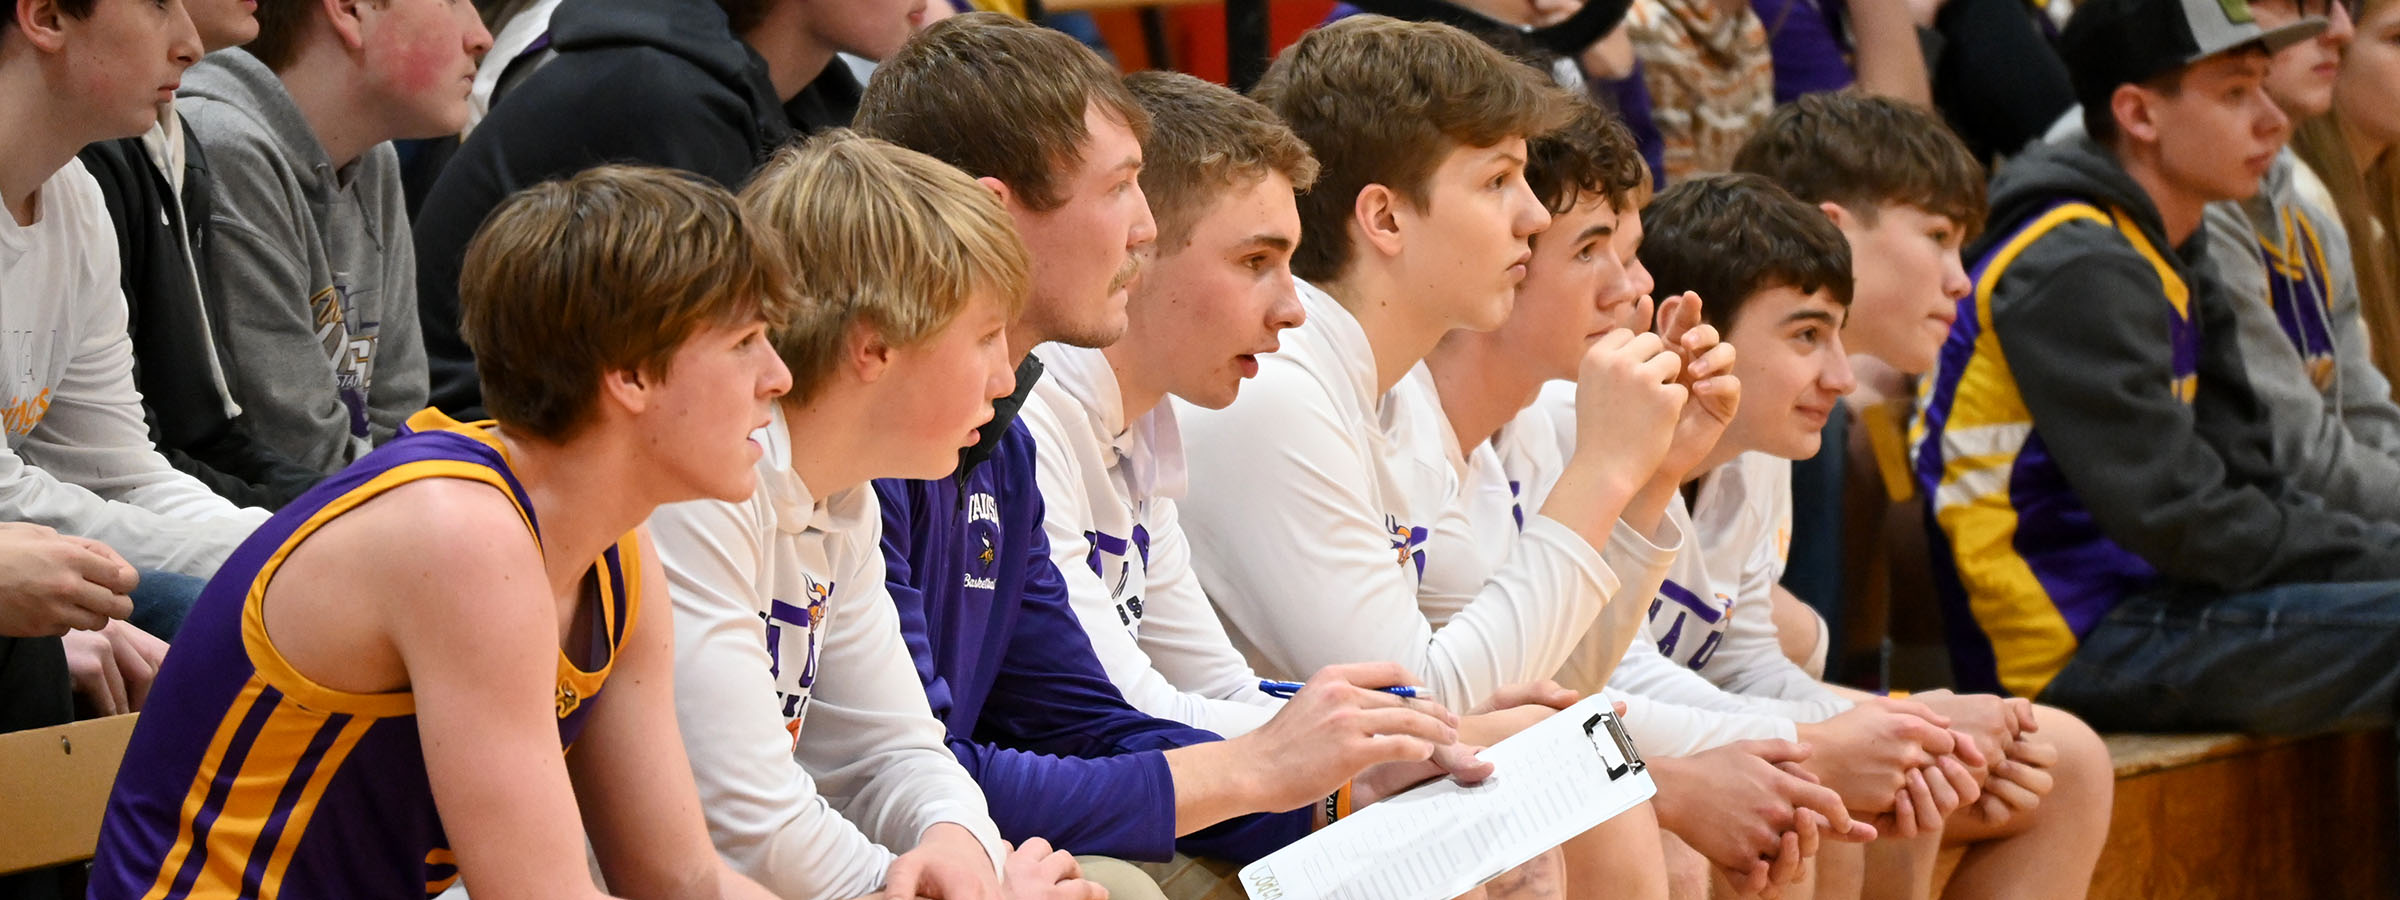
[1238,694,1655,900]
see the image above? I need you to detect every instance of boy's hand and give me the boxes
[0,523,139,637]
[887,823,1006,899]
[998,838,1106,900]
[1651,740,1873,895]
[1647,291,1740,485]
[1237,663,1478,812]
[1962,735,2058,830]
[1791,700,1968,814]
[64,618,165,717]
[1569,327,1687,490]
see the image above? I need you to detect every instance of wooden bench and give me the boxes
[0,713,137,876]
[2086,730,2396,899]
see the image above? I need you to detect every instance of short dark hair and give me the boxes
[1525,95,1649,218]
[1253,15,1573,282]
[2083,67,2190,146]
[243,0,331,71]
[6,0,95,33]
[1732,91,1988,240]
[1641,173,1853,333]
[855,13,1149,213]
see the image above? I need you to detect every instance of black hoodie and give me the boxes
[1942,135,2400,601]
[411,0,859,418]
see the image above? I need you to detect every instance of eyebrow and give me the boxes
[1112,155,1144,175]
[1237,234,1296,253]
[1784,309,1841,327]
[1576,223,1614,244]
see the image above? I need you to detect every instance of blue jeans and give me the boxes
[2038,581,2400,735]
[129,569,210,642]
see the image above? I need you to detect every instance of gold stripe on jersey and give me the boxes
[256,713,374,900]
[240,460,529,718]
[140,678,272,900]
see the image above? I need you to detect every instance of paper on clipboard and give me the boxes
[1237,694,1655,900]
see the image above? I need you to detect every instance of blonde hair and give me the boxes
[740,130,1032,403]
[2293,0,2400,388]
[460,165,794,440]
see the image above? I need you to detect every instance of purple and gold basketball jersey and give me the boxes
[88,409,641,899]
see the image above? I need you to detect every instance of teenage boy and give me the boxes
[650,132,1100,900]
[2,0,267,608]
[91,165,794,899]
[2201,0,2400,518]
[1732,90,2118,899]
[1182,14,1694,717]
[1913,0,2400,734]
[416,0,920,417]
[858,14,1491,871]
[1395,95,1883,898]
[1021,70,1310,739]
[79,0,324,510]
[178,0,487,473]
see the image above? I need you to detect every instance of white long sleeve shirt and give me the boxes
[1021,345,1282,738]
[649,405,1007,899]
[0,159,265,577]
[1179,278,1640,711]
[1502,385,1850,755]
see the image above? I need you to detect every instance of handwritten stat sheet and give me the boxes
[1239,695,1656,900]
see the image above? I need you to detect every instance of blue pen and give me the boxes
[1259,679,1420,700]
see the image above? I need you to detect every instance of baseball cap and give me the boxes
[2059,0,2327,113]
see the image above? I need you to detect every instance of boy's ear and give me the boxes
[1818,201,1857,231]
[598,365,654,417]
[2111,83,2163,149]
[977,176,1015,208]
[1353,183,1405,259]
[13,0,73,53]
[324,0,366,51]
[848,323,896,385]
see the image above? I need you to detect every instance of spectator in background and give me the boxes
[1,0,266,655]
[76,0,325,513]
[1623,0,1773,180]
[416,0,918,418]
[2294,0,2399,388]
[178,0,489,478]
[2199,0,2400,519]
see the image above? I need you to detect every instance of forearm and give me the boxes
[1535,450,1644,553]
[1848,0,1933,105]
[1163,737,1278,834]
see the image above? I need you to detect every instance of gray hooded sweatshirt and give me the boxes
[179,49,427,473]
[2202,151,2400,520]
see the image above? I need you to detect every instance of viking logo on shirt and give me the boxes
[1385,515,1429,578]
[964,492,1001,591]
[1086,524,1152,636]
[1648,579,1733,670]
[764,576,834,730]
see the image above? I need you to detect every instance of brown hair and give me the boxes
[2295,119,2400,387]
[1122,70,1320,250]
[740,130,1031,403]
[1526,95,1650,219]
[1641,173,1854,333]
[7,0,96,32]
[459,165,796,440]
[1732,91,1988,240]
[1252,15,1574,282]
[854,12,1148,212]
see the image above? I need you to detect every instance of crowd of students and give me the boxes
[0,0,2394,897]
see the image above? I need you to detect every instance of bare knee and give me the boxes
[1660,829,1710,900]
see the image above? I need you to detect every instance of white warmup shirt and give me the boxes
[649,405,1007,899]
[1502,385,1850,755]
[1180,278,1658,710]
[1021,345,1283,738]
[0,159,265,577]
